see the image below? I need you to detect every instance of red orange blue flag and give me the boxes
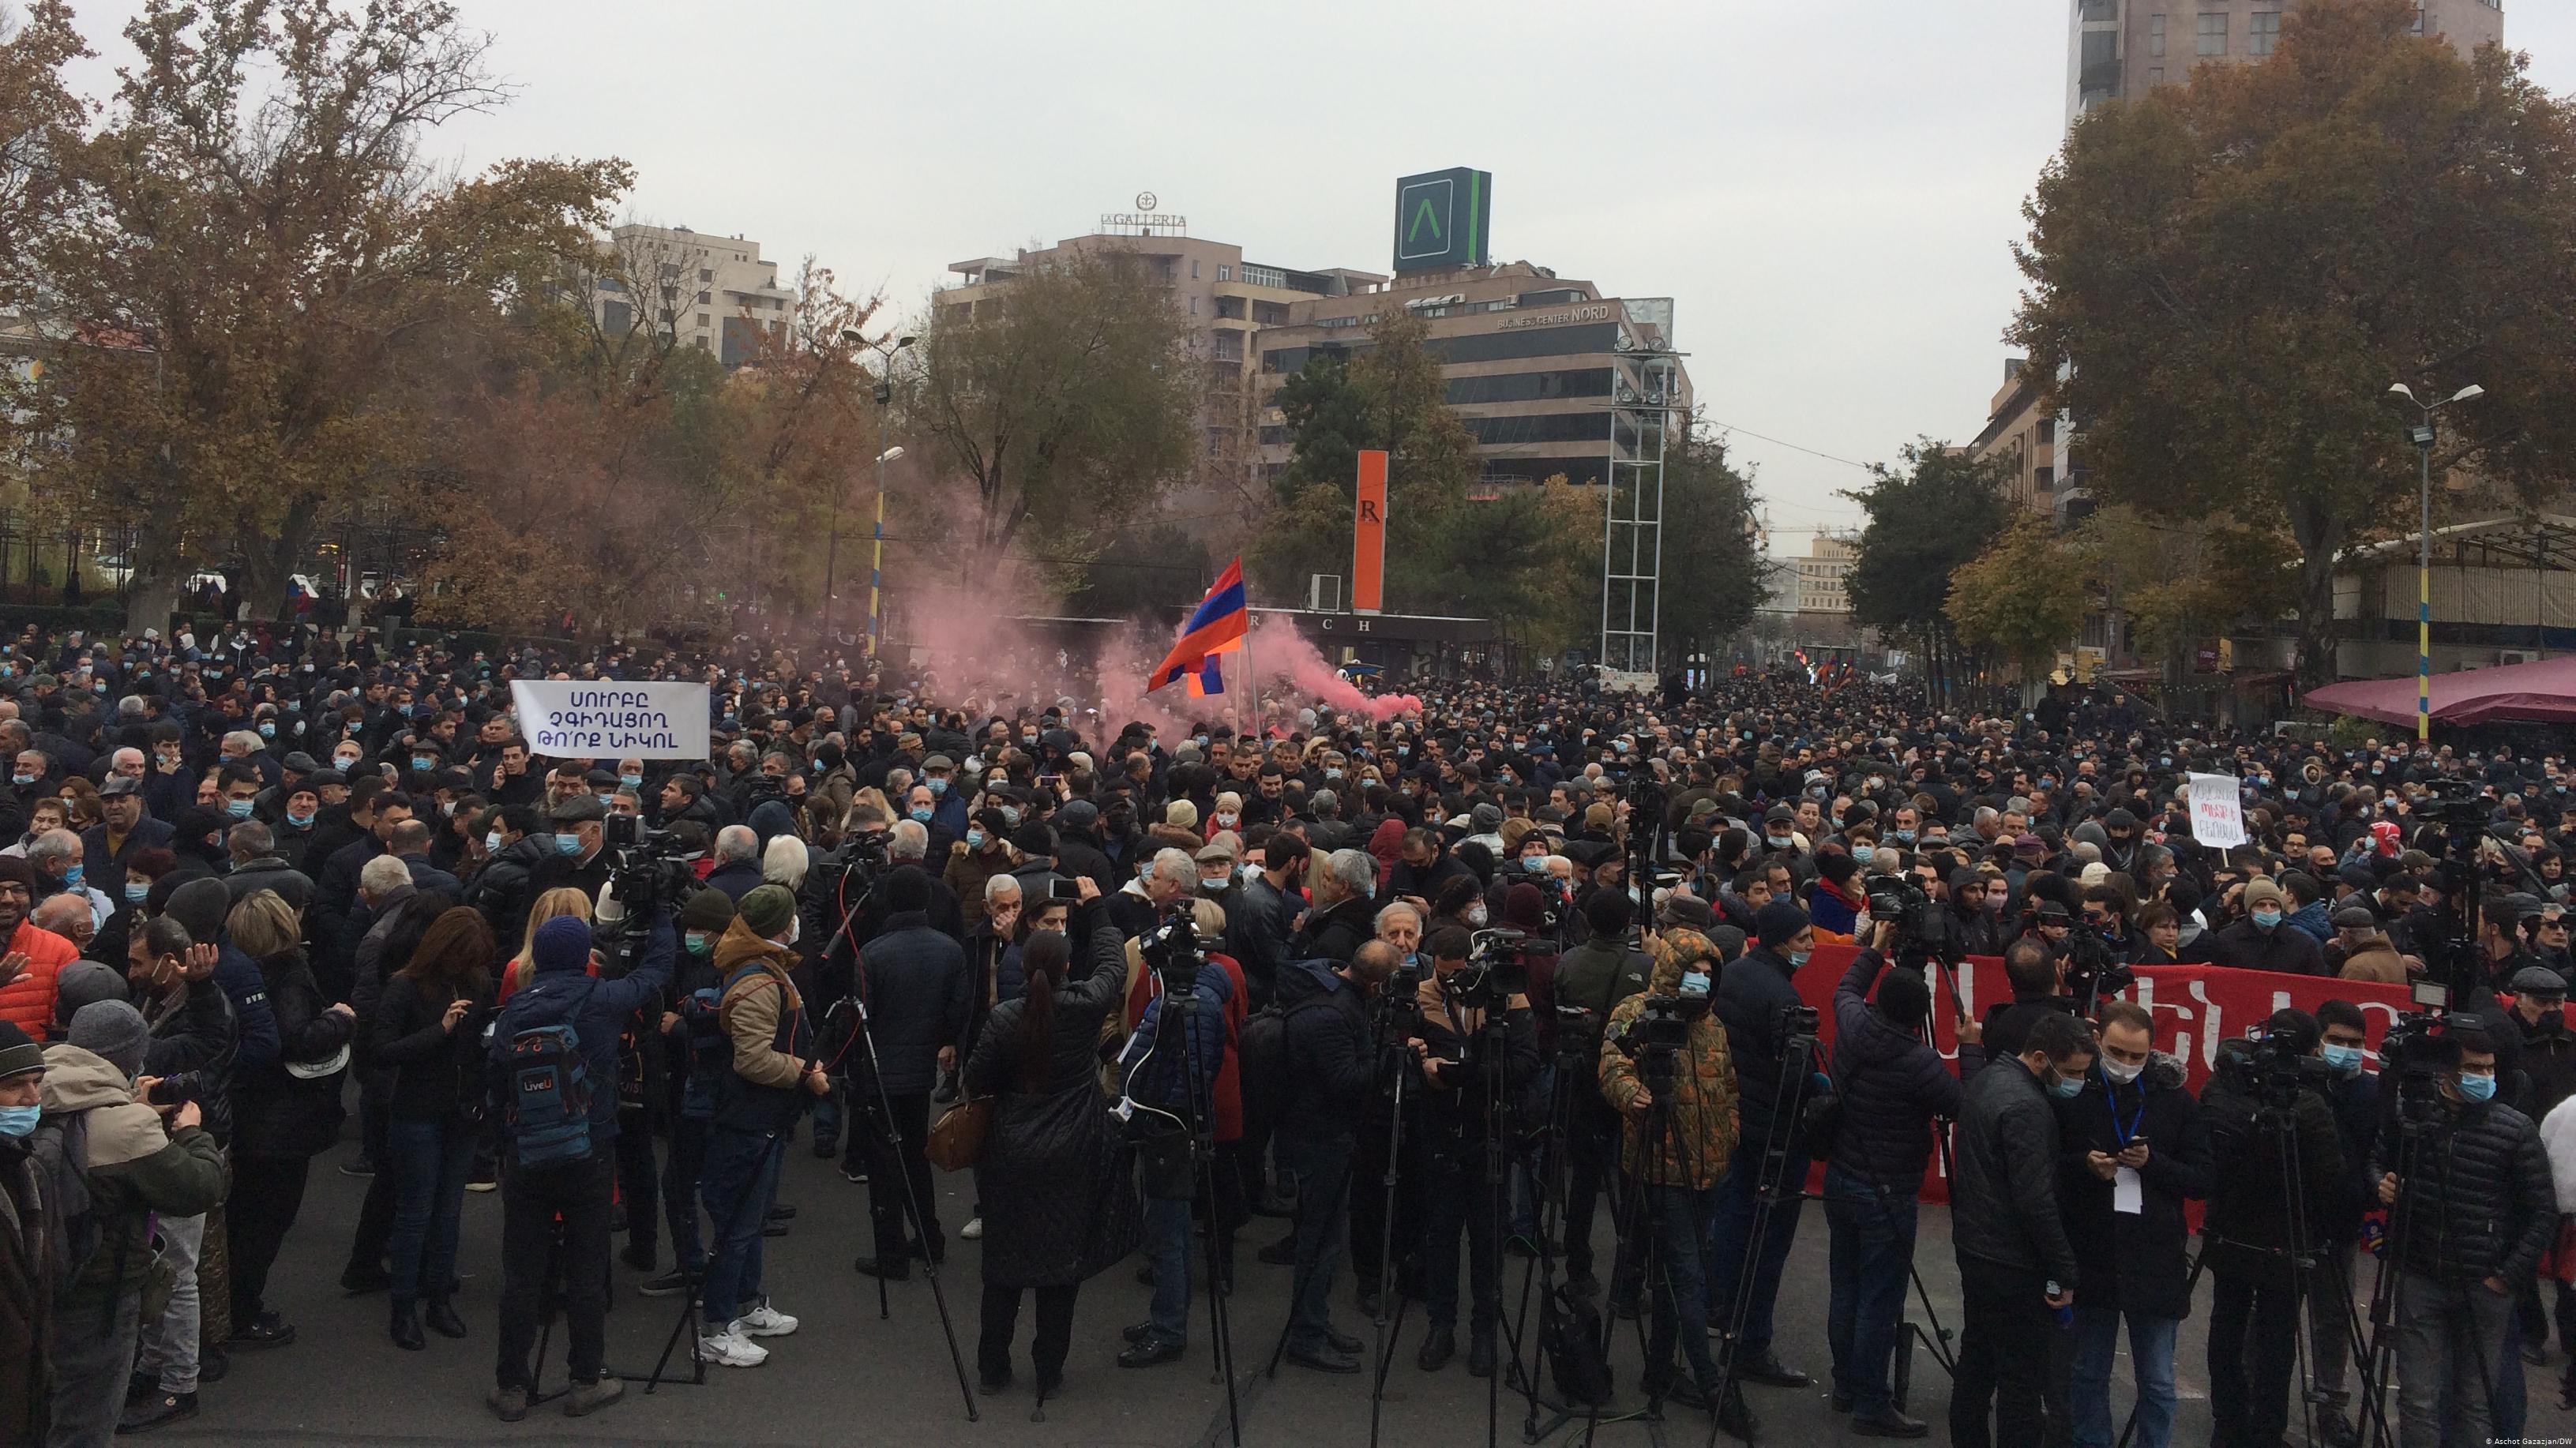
[1147,557,1248,692]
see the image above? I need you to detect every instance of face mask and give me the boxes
[411,756,435,773]
[1677,971,1711,1002]
[1467,906,1489,928]
[965,829,986,850]
[1787,948,1812,969]
[62,865,81,889]
[2323,1044,2364,1075]
[1239,862,1261,883]
[2458,1071,2498,1103]
[553,831,581,856]
[926,777,948,797]
[335,754,360,770]
[8,774,28,788]
[1767,833,1793,850]
[257,722,276,739]
[1215,812,1238,828]
[485,831,503,854]
[225,798,254,820]
[1199,877,1230,896]
[621,773,643,789]
[2251,908,2281,929]
[123,880,149,904]
[1021,733,1038,746]
[0,1105,36,1139]
[287,809,314,827]
[2050,1073,2085,1099]
[2101,1058,2144,1086]
[1325,768,1342,781]
[910,807,934,823]
[684,932,713,958]
[1891,829,1915,845]
[1192,735,1209,749]
[1523,856,1547,873]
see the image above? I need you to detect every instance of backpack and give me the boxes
[1540,1281,1612,1406]
[498,978,596,1170]
[1237,966,1340,1139]
[27,1111,99,1296]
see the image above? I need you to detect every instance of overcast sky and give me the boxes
[57,0,2576,550]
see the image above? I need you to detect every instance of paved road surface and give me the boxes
[163,1131,2576,1446]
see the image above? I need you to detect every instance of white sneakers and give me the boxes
[697,1328,768,1368]
[960,1217,984,1240]
[736,1300,799,1337]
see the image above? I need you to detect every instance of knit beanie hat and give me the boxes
[1756,898,1812,951]
[678,887,738,935]
[52,960,129,1030]
[0,1020,39,1083]
[67,1000,149,1079]
[531,915,591,975]
[738,884,797,940]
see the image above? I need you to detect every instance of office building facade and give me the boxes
[2071,0,2503,120]
[591,223,795,368]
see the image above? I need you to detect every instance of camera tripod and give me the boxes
[1704,1004,1823,1448]
[1583,1030,1706,1446]
[839,991,981,1422]
[1357,984,1421,1448]
[636,1125,782,1394]
[1120,946,1242,1444]
[2350,1082,2503,1448]
[1505,1022,1624,1444]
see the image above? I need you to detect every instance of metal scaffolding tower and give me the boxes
[1600,298,1682,675]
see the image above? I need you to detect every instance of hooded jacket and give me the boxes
[38,1044,227,1307]
[1596,928,1739,1189]
[1826,950,1963,1191]
[710,917,810,1133]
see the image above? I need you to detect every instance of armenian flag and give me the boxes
[1147,558,1249,692]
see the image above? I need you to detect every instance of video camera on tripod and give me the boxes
[2214,1031,2338,1110]
[1865,872,1951,954]
[1613,993,1693,1096]
[1444,928,1533,1011]
[2063,921,2134,1013]
[595,819,698,967]
[2379,981,2454,1122]
[1140,903,1207,994]
[809,828,888,910]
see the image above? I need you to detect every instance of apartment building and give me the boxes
[2071,0,2503,119]
[1969,358,2063,520]
[591,223,795,368]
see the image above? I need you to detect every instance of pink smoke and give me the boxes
[1245,614,1422,723]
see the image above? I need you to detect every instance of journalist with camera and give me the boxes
[1113,902,1235,1371]
[2308,998,2383,1446]
[1823,920,1973,1439]
[2374,1018,2555,1448]
[1707,898,1820,1395]
[1405,923,1538,1377]
[2199,1008,2346,1448]
[2054,1000,2210,1448]
[1268,939,1399,1374]
[1552,887,1654,1299]
[1596,925,1742,1423]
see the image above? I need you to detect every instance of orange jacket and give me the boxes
[0,920,81,1040]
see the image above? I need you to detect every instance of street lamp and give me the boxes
[2386,381,2484,741]
[824,330,913,658]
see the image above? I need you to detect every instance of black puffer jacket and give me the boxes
[1826,951,1962,1191]
[231,947,352,1160]
[2052,1055,2212,1320]
[1951,1055,2078,1286]
[2373,1091,2555,1284]
[1715,943,1807,1150]
[1275,957,1375,1146]
[854,912,969,1097]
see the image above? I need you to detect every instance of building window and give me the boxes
[1188,296,1198,315]
[2149,13,2165,56]
[699,268,712,283]
[2248,11,2278,54]
[696,313,710,329]
[2149,66,2165,83]
[1190,258,1200,279]
[2196,11,2225,54]
[2410,2,2425,31]
[1216,264,1230,282]
[696,290,710,305]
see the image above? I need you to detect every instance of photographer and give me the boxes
[1707,898,1819,1394]
[2375,1020,2555,1448]
[1113,901,1236,1371]
[486,902,673,1419]
[1823,922,1971,1439]
[2200,1008,2346,1448]
[1551,888,1654,1298]
[1271,940,1397,1375]
[2311,999,2383,1446]
[1596,926,1743,1424]
[2054,1001,2210,1448]
[850,868,969,1281]
[1406,924,1538,1378]
[1949,1009,2093,1448]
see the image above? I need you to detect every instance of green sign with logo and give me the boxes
[1392,167,1490,275]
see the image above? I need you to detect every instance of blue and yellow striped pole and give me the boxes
[2418,436,2432,741]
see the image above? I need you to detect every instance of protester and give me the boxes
[368,907,492,1352]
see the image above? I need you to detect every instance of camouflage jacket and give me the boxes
[1596,928,1740,1190]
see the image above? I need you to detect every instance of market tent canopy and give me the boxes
[2305,655,2576,727]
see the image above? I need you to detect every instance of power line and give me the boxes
[1707,420,1879,474]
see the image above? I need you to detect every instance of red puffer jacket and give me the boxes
[0,920,80,1039]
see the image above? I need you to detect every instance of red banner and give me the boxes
[1787,944,2414,1202]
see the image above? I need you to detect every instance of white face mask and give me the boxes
[1467,905,1489,928]
[2101,1057,2145,1086]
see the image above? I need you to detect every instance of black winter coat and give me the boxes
[856,913,969,1097]
[1951,1056,2079,1285]
[1827,951,1962,1191]
[1716,943,1807,1150]
[965,909,1129,1288]
[2200,1059,2345,1268]
[466,835,550,945]
[1275,957,1375,1145]
[1292,895,1376,966]
[371,973,493,1124]
[231,947,352,1160]
[2052,1057,2212,1319]
[2373,1092,2556,1284]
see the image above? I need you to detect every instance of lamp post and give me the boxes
[2386,381,2484,741]
[833,330,913,658]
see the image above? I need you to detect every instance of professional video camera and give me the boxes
[2214,1031,2337,1109]
[601,825,698,932]
[1864,872,1951,954]
[2416,777,2491,830]
[2063,921,2135,1012]
[1444,927,1533,1011]
[2379,981,2454,1120]
[1140,903,1207,994]
[1614,993,1692,1095]
[809,827,887,909]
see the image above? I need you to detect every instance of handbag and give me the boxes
[926,1096,993,1172]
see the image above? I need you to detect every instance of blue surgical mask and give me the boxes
[412,756,435,773]
[1523,856,1547,873]
[2323,1044,2364,1075]
[685,932,713,958]
[485,831,503,854]
[1787,949,1812,969]
[287,810,314,827]
[1677,972,1710,1001]
[926,777,948,797]
[621,773,643,789]
[965,828,986,850]
[553,831,581,856]
[257,722,276,739]
[123,880,149,904]
[0,1105,36,1139]
[2458,1071,2498,1103]
[1891,829,1915,844]
[1325,768,1343,781]
[2251,908,2282,929]
[910,807,934,823]
[2051,1074,2084,1100]
[9,773,29,788]
[62,865,81,889]
[225,798,254,820]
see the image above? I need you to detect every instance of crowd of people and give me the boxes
[0,619,2567,1446]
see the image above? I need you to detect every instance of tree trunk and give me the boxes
[2289,511,2343,687]
[121,514,186,639]
[238,514,319,625]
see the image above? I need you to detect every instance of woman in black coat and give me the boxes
[368,906,494,1351]
[223,889,355,1347]
[963,882,1127,1401]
